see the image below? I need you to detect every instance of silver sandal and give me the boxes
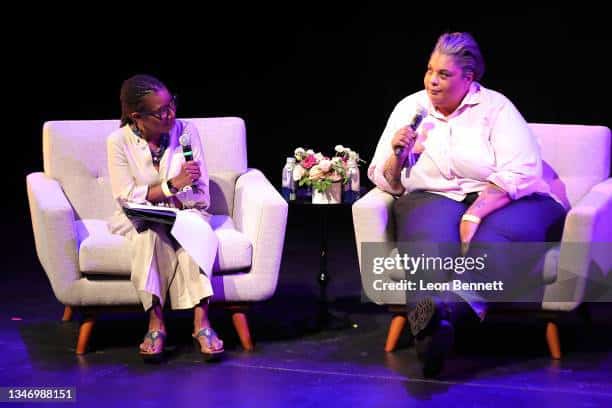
[192,327,224,361]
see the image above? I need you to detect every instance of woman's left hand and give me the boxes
[459,220,479,256]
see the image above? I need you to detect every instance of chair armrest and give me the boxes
[352,188,400,304]
[233,169,288,300]
[543,178,612,311]
[352,188,396,266]
[26,172,80,304]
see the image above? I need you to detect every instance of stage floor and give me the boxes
[2,208,611,407]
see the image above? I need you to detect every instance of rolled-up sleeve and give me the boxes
[368,97,415,195]
[107,134,149,203]
[486,100,544,200]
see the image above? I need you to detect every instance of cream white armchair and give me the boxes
[27,117,288,354]
[352,123,611,358]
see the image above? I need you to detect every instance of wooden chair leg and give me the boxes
[76,316,96,355]
[385,313,407,352]
[62,306,73,322]
[226,304,254,351]
[546,321,561,360]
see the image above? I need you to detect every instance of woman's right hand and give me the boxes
[172,161,201,190]
[391,125,417,157]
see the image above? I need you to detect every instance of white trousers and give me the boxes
[126,210,218,311]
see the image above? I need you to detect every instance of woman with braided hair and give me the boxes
[107,74,224,362]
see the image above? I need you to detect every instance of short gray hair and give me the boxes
[433,32,485,81]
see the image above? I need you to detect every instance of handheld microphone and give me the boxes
[394,107,427,156]
[179,133,193,162]
[178,132,198,197]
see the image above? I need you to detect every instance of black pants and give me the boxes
[393,191,567,307]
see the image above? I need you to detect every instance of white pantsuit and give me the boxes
[106,120,217,311]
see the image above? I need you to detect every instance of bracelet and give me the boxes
[160,180,174,197]
[461,214,481,224]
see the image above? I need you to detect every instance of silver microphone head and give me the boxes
[410,106,428,130]
[179,133,191,147]
[394,106,428,156]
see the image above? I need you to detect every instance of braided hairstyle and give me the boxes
[119,74,167,127]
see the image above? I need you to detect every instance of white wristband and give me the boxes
[461,214,481,224]
[161,180,174,198]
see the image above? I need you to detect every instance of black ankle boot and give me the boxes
[412,294,484,378]
[407,297,451,338]
[416,318,454,377]
[409,296,477,378]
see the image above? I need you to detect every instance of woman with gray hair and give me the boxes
[368,32,566,377]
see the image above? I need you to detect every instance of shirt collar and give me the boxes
[125,123,175,149]
[461,81,482,107]
[125,124,146,147]
[429,82,482,120]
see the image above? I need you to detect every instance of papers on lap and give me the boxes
[117,199,218,275]
[119,199,178,225]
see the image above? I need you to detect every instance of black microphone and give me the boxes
[178,132,199,196]
[394,107,427,156]
[179,133,193,162]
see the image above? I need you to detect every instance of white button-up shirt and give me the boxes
[368,83,558,204]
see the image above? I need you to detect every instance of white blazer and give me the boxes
[106,120,211,235]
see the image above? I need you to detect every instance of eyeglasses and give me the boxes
[140,95,178,120]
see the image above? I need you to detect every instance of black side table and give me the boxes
[285,188,364,330]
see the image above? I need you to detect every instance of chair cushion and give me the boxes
[76,219,132,276]
[77,215,252,276]
[209,171,241,216]
[532,123,611,207]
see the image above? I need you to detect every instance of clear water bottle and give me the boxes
[343,165,351,202]
[281,157,296,201]
[346,159,360,203]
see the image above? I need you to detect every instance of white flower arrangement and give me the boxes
[291,146,365,193]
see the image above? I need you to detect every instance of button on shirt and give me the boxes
[368,83,559,205]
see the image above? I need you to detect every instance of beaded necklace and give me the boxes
[131,125,169,166]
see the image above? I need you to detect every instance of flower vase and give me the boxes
[312,182,342,204]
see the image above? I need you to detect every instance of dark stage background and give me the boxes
[6,6,610,269]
